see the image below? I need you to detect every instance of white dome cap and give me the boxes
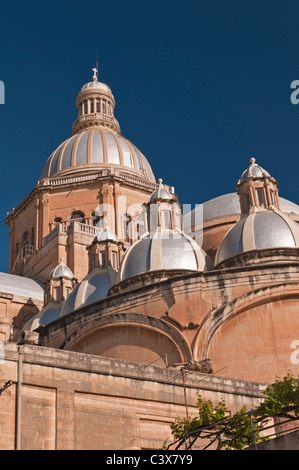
[40,129,155,182]
[49,258,74,279]
[215,210,299,265]
[23,303,62,331]
[239,157,271,183]
[93,222,118,242]
[150,178,172,202]
[118,229,213,281]
[60,267,116,316]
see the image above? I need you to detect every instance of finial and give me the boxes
[60,256,64,263]
[158,178,163,186]
[250,157,256,164]
[92,67,98,82]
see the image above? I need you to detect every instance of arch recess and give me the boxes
[193,282,299,361]
[59,312,192,367]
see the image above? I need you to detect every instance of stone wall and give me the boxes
[0,342,266,450]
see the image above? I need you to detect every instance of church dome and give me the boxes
[40,68,156,182]
[118,230,213,281]
[93,223,118,242]
[60,267,116,316]
[150,179,172,201]
[23,303,63,331]
[239,157,271,183]
[40,129,155,181]
[49,258,74,279]
[80,81,112,93]
[215,210,299,265]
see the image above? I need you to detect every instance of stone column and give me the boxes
[100,183,115,232]
[41,192,50,242]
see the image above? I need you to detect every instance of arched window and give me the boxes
[84,101,88,114]
[31,227,35,247]
[96,100,100,112]
[162,211,171,230]
[69,211,86,224]
[91,211,101,227]
[136,213,146,239]
[22,231,29,257]
[15,243,20,260]
[122,213,132,243]
[245,193,251,213]
[90,100,94,113]
[112,251,118,269]
[102,101,106,113]
[256,188,265,207]
[270,191,275,206]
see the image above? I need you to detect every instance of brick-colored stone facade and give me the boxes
[5,172,157,282]
[0,343,265,450]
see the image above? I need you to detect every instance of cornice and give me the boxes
[5,169,157,225]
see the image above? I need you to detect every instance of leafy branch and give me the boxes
[166,372,299,450]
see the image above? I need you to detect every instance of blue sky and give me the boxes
[1,0,299,273]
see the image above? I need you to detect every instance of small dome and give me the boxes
[150,179,172,202]
[60,267,116,316]
[183,193,299,236]
[239,157,271,183]
[23,302,62,331]
[118,230,213,281]
[93,224,118,242]
[80,81,112,93]
[215,210,299,265]
[40,129,155,182]
[49,259,74,279]
[0,273,43,300]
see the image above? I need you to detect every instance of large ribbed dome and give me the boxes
[40,71,156,182]
[40,129,155,181]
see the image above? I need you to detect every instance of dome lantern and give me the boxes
[117,181,214,282]
[72,67,120,135]
[60,224,123,317]
[236,157,280,216]
[40,69,156,182]
[22,258,77,332]
[145,179,182,233]
[45,257,77,305]
[215,159,299,266]
[87,221,125,273]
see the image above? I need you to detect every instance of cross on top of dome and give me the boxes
[92,67,98,82]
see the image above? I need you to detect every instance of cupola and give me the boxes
[60,224,124,316]
[117,180,213,282]
[145,178,182,233]
[40,68,155,182]
[22,258,77,331]
[87,221,125,272]
[237,157,280,216]
[215,159,299,266]
[72,67,120,135]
